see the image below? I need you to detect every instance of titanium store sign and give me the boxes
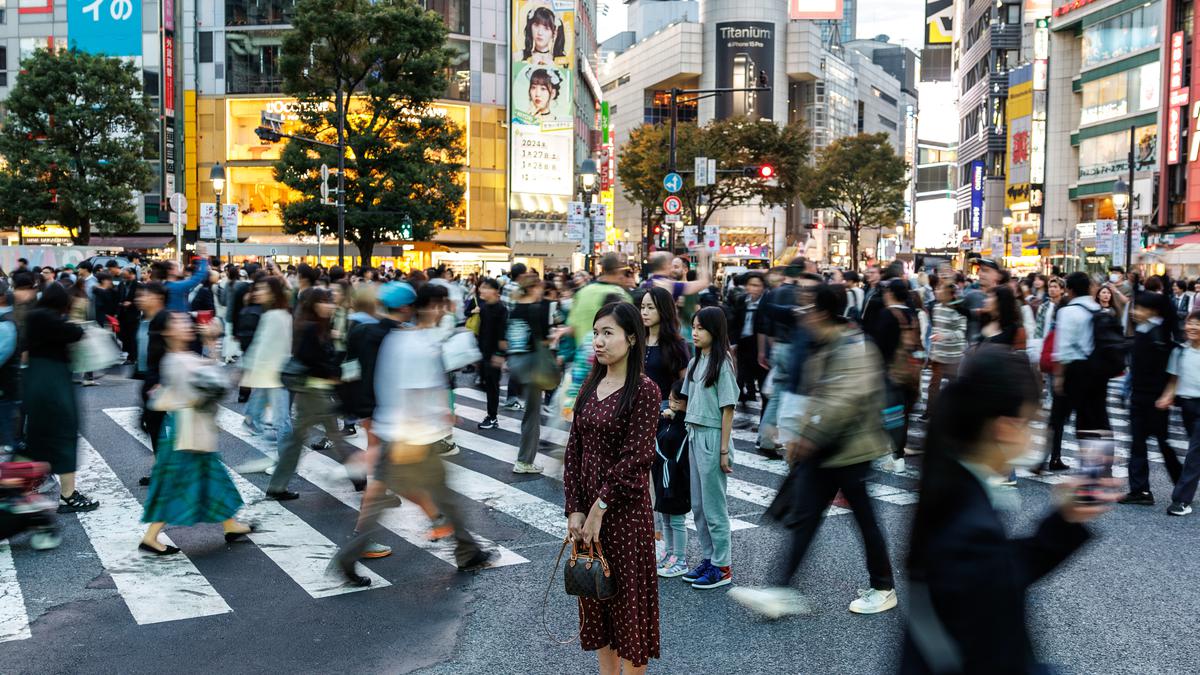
[509,0,575,199]
[715,22,774,121]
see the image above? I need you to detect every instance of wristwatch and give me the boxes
[596,498,608,511]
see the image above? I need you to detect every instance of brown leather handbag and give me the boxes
[542,537,617,644]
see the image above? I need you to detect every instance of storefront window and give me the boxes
[226,166,302,228]
[1080,62,1159,126]
[226,31,285,95]
[226,0,296,26]
[444,38,470,101]
[1081,1,1162,68]
[1078,124,1157,181]
[425,0,468,35]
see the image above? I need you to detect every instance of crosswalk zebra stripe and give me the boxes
[103,408,387,598]
[0,543,31,642]
[212,407,527,570]
[73,437,232,624]
[448,426,759,531]
[451,395,843,519]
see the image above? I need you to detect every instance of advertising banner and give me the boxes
[789,0,842,20]
[924,0,952,45]
[68,0,142,56]
[969,160,985,239]
[1005,73,1032,208]
[510,0,575,207]
[714,22,774,121]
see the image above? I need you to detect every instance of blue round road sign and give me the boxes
[663,172,683,193]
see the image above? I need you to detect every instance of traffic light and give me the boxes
[757,70,769,89]
[742,164,776,179]
[653,225,662,235]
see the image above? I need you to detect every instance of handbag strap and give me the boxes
[541,537,583,645]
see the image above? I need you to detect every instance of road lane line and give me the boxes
[0,543,30,642]
[104,407,386,598]
[214,406,527,570]
[73,437,232,624]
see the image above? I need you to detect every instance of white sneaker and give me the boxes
[848,588,898,614]
[728,586,810,619]
[512,461,544,474]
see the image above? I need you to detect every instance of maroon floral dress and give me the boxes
[563,374,661,666]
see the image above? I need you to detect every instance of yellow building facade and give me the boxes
[184,93,508,270]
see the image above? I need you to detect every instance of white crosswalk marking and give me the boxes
[212,407,527,570]
[0,542,30,642]
[448,426,758,531]
[73,437,232,624]
[452,392,857,517]
[103,408,387,598]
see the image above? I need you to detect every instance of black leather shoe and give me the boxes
[337,562,372,587]
[266,490,300,501]
[139,542,181,556]
[1047,459,1071,472]
[224,525,257,542]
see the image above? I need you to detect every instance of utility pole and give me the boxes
[336,87,347,270]
[1125,124,1134,273]
[665,76,770,253]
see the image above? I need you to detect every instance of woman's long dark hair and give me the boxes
[686,306,732,388]
[522,6,566,60]
[990,284,1020,331]
[37,282,70,313]
[295,287,332,343]
[646,286,688,375]
[908,346,1038,578]
[575,302,646,419]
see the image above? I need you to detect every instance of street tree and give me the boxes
[0,48,154,245]
[799,132,907,270]
[275,0,466,263]
[617,117,809,240]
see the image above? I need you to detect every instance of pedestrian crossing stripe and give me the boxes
[103,408,389,597]
[0,543,31,642]
[209,407,528,571]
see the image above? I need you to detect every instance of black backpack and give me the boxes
[1088,308,1130,379]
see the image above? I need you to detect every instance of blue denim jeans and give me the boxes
[244,388,269,432]
[267,387,292,452]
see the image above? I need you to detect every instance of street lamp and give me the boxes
[210,162,226,261]
[579,157,598,272]
[1113,176,1131,270]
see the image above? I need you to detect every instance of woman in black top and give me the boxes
[640,286,689,402]
[474,278,508,428]
[24,284,96,513]
[266,287,360,500]
[980,284,1024,349]
[902,347,1111,674]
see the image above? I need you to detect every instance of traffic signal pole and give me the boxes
[666,81,770,253]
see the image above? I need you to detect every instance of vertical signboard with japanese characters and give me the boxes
[969,160,985,239]
[1005,68,1033,209]
[510,0,575,201]
[161,0,178,208]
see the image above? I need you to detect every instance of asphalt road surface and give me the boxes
[0,370,1194,674]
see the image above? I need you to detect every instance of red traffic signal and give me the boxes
[653,225,662,235]
[743,164,776,179]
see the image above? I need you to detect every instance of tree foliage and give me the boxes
[0,48,154,245]
[275,0,466,262]
[799,132,907,270]
[617,117,810,233]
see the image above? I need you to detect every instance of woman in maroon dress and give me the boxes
[564,301,661,673]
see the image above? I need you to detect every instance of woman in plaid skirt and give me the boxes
[139,313,252,555]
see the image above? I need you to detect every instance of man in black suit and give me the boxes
[117,266,141,364]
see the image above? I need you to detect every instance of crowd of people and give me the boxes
[4,246,1200,673]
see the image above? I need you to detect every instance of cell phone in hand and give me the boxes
[1073,431,1116,504]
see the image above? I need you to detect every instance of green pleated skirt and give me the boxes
[142,413,243,525]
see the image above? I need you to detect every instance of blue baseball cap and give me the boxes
[378,281,416,309]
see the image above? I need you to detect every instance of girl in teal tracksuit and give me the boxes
[680,306,738,590]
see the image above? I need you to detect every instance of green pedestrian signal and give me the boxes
[400,214,413,241]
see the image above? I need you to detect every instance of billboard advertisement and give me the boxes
[789,0,843,20]
[714,22,774,121]
[67,0,143,56]
[511,0,575,200]
[1005,73,1033,208]
[924,0,952,45]
[969,160,985,239]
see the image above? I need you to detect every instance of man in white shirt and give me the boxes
[1046,272,1110,470]
[334,283,493,584]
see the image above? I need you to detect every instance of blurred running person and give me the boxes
[1120,293,1182,506]
[1156,311,1200,516]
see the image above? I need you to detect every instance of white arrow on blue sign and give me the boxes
[663,172,683,193]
